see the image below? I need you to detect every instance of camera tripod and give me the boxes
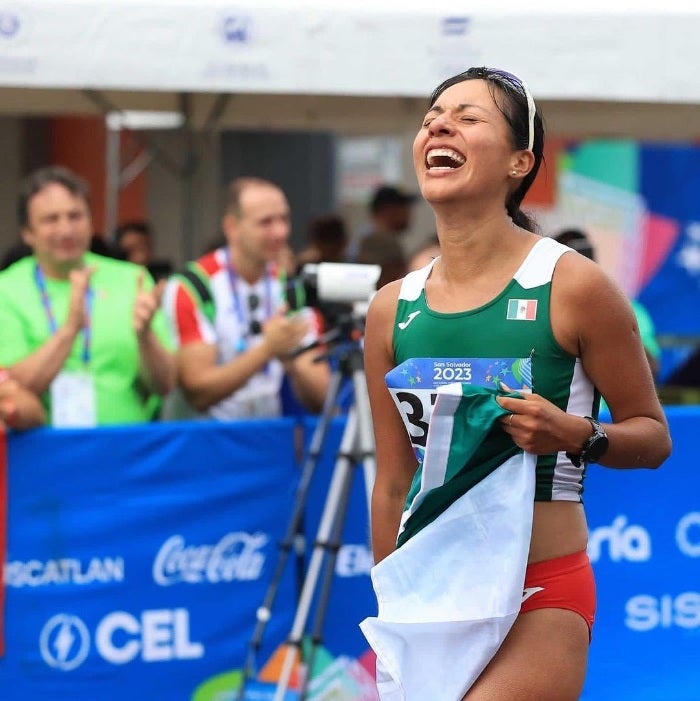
[235,333,376,701]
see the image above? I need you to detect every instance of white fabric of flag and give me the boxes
[361,383,536,701]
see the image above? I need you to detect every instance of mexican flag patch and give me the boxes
[506,299,537,321]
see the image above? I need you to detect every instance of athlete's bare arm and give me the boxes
[499,251,670,469]
[364,280,417,564]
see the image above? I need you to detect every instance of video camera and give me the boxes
[284,262,381,333]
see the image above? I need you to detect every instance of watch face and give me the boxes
[586,433,609,463]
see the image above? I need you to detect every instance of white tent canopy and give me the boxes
[2,1,700,139]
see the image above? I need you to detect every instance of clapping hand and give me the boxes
[65,266,95,334]
[262,308,310,359]
[133,271,166,339]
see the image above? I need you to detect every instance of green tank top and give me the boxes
[389,236,598,501]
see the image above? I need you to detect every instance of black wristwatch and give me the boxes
[566,416,609,468]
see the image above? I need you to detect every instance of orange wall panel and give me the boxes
[523,136,568,209]
[47,116,146,235]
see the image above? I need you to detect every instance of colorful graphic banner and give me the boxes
[548,139,700,381]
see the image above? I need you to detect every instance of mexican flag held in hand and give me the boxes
[361,361,536,701]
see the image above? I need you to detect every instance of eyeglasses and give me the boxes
[248,293,261,336]
[471,67,536,152]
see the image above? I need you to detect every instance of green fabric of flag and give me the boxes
[398,386,522,547]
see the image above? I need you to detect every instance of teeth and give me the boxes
[426,148,466,168]
[427,148,466,163]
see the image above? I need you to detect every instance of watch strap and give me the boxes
[566,416,603,468]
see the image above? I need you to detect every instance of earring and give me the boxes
[512,170,518,176]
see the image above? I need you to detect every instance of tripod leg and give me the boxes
[273,408,362,701]
[296,365,376,699]
[351,365,377,517]
[236,368,345,701]
[298,419,359,700]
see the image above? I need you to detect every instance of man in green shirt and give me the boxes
[0,166,175,426]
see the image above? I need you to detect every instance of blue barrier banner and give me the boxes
[1,410,698,699]
[581,407,700,701]
[1,420,300,701]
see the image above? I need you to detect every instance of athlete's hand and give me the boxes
[497,382,583,455]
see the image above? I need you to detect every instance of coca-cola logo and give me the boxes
[152,532,268,586]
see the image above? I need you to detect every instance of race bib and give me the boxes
[50,370,97,428]
[385,357,532,458]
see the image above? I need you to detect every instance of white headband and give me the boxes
[520,79,536,151]
[489,69,537,151]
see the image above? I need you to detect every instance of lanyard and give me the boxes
[224,249,273,350]
[34,264,93,366]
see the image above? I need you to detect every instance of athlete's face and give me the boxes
[226,184,291,267]
[22,183,93,276]
[413,79,525,206]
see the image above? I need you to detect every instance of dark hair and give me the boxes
[428,66,545,233]
[308,213,348,245]
[552,228,596,262]
[114,220,152,244]
[17,165,91,229]
[370,185,416,214]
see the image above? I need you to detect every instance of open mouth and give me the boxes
[426,148,466,171]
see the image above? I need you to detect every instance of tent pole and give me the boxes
[104,115,121,241]
[179,93,197,262]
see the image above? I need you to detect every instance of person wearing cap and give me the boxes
[356,184,417,289]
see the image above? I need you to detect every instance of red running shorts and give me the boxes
[520,549,596,640]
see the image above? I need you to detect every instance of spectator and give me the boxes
[295,213,349,270]
[161,176,330,420]
[366,184,417,244]
[0,165,175,427]
[356,185,416,289]
[551,228,661,377]
[114,220,174,281]
[0,369,45,430]
[89,231,125,260]
[1,231,122,271]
